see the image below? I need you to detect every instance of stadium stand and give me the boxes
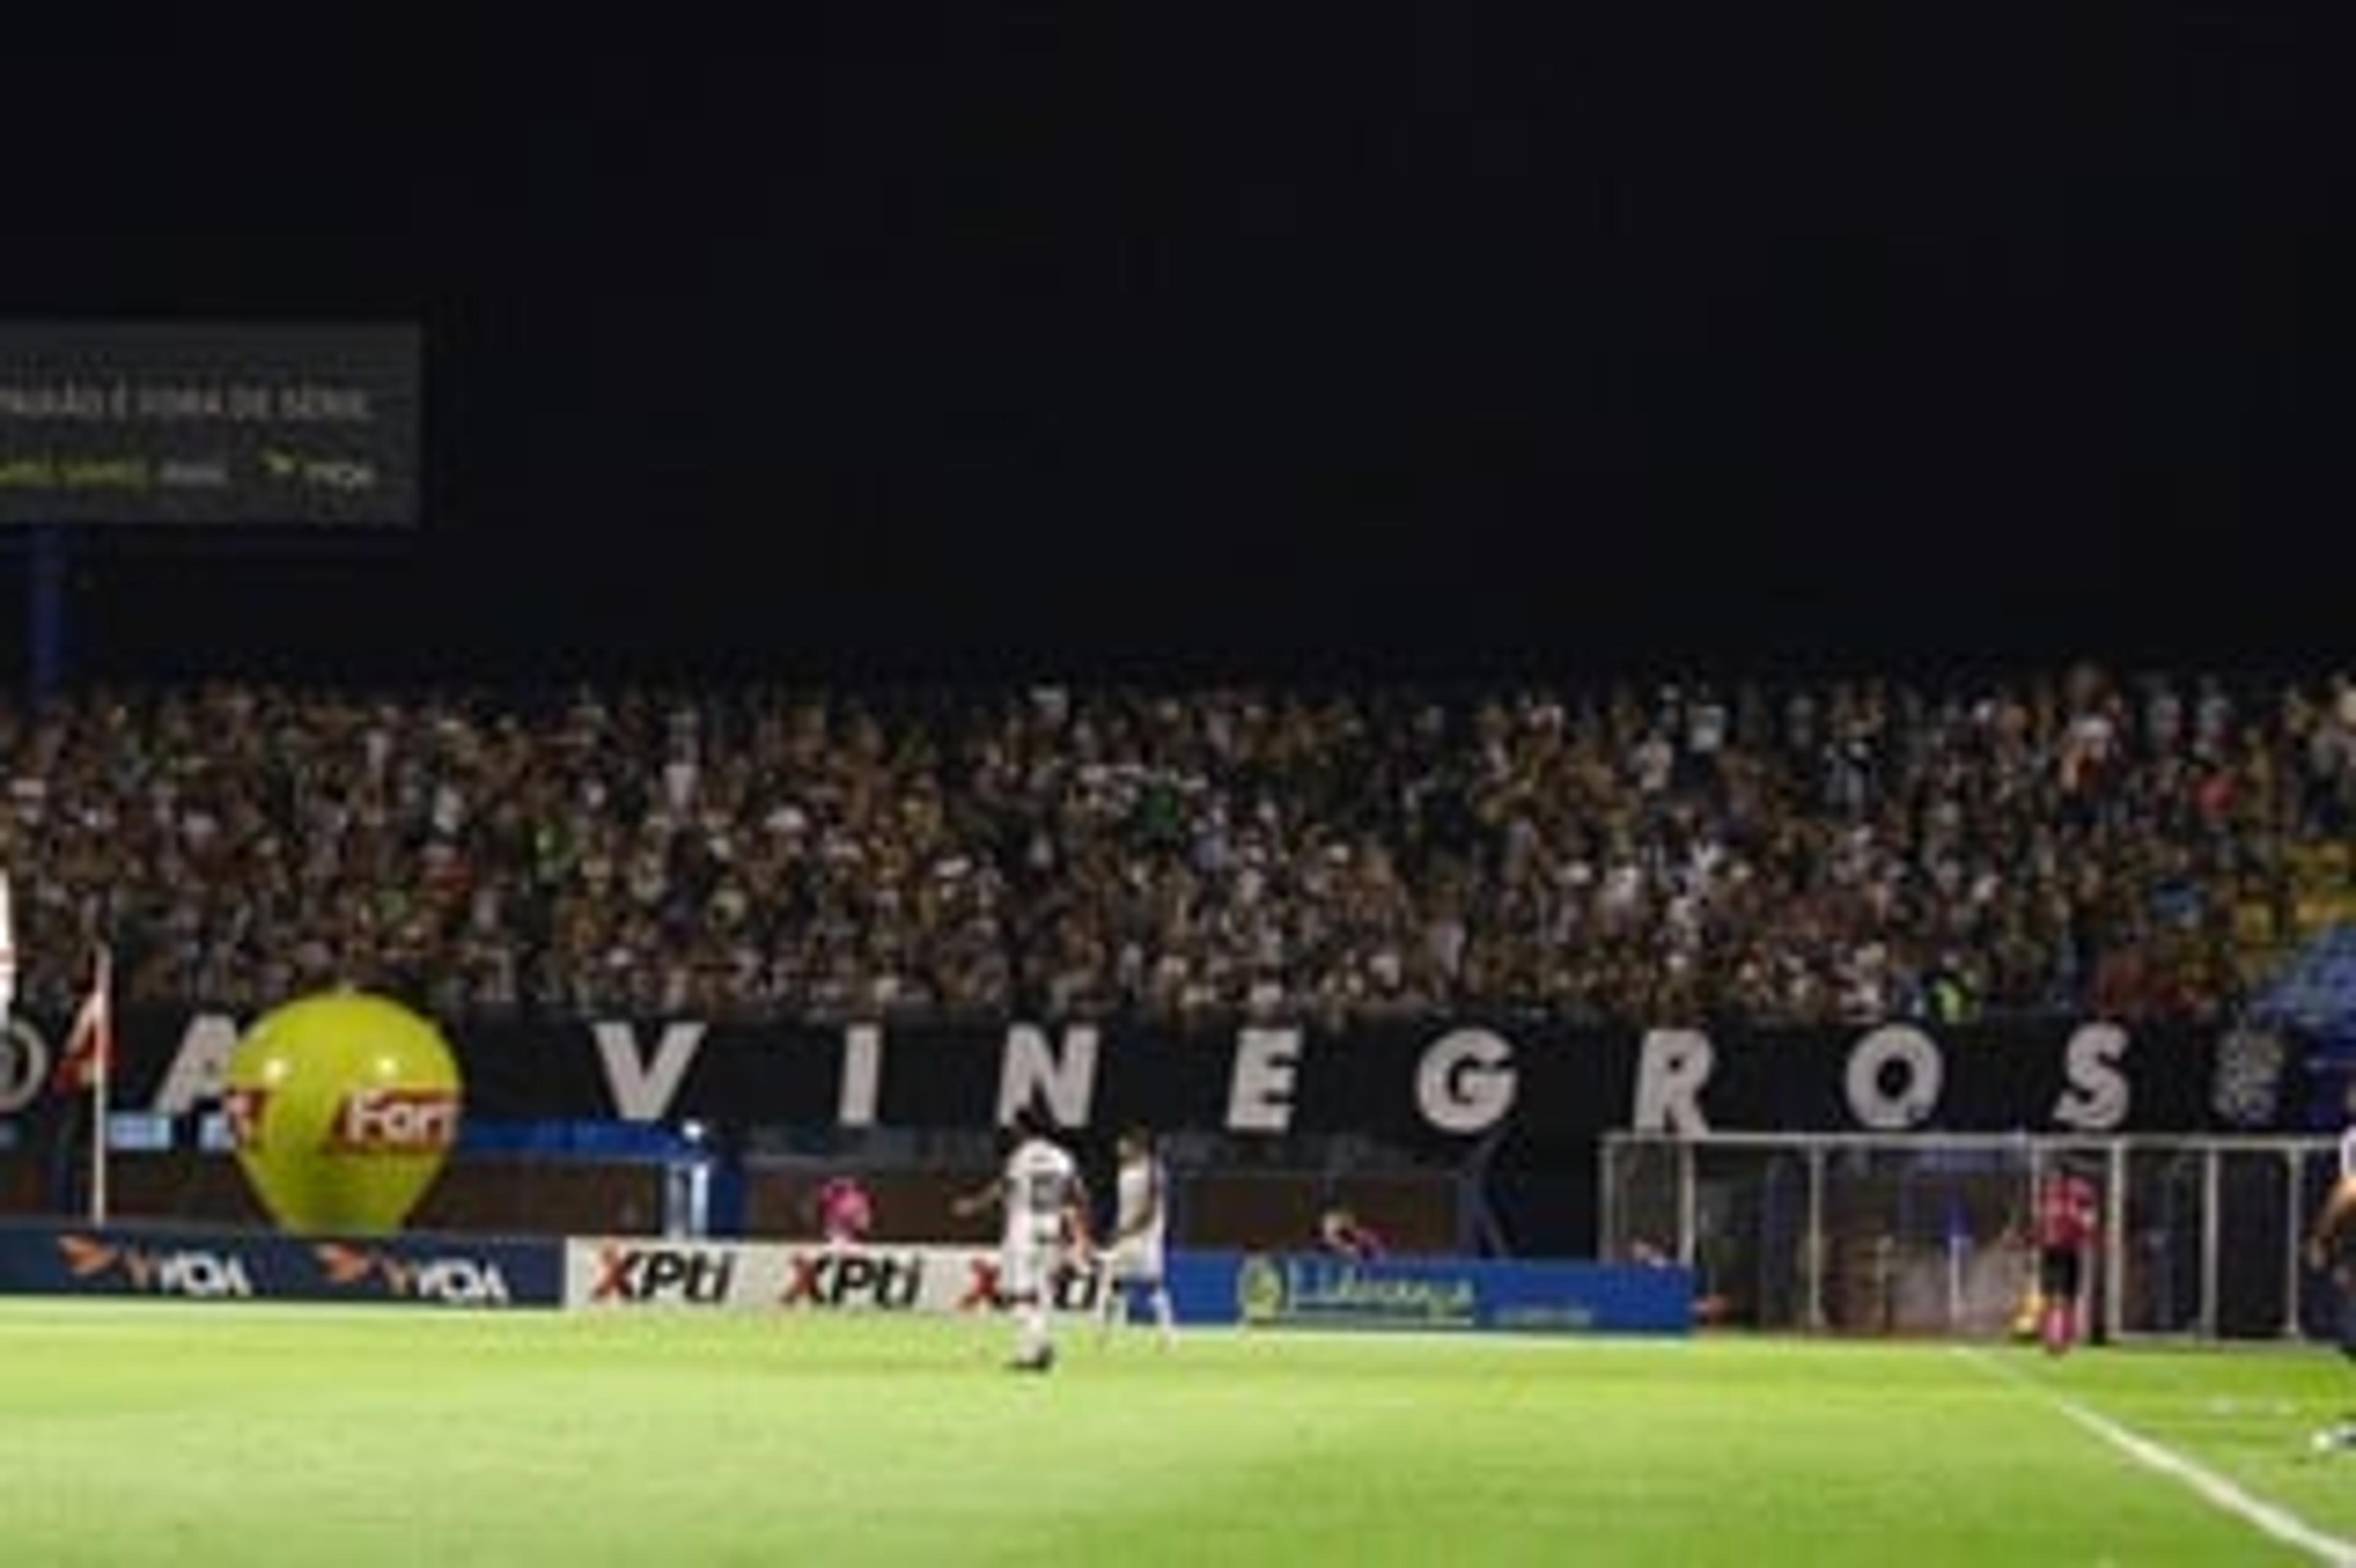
[2252,924,2356,1037]
[1,664,2347,1027]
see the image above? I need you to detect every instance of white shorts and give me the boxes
[999,1234,1065,1303]
[1108,1238,1166,1286]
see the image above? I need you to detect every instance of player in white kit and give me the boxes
[955,1109,1084,1372]
[1100,1126,1177,1348]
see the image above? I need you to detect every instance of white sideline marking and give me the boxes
[1958,1348,2356,1567]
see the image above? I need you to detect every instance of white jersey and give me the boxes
[1116,1155,1168,1250]
[1003,1137,1078,1250]
[1110,1152,1168,1283]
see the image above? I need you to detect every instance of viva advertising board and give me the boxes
[0,1222,558,1308]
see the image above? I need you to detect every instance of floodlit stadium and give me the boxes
[0,17,2341,1568]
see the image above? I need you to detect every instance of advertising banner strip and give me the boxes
[560,1239,1692,1334]
[563,1238,1112,1316]
[0,1222,559,1308]
[0,1223,1688,1335]
[1171,1251,1694,1335]
[2,1009,2314,1141]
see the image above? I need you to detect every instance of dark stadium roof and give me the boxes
[0,15,2334,684]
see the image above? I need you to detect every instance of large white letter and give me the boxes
[2053,1023,2129,1131]
[1844,1025,1943,1131]
[1416,1028,1517,1134]
[1632,1029,1714,1134]
[152,1012,243,1116]
[593,1021,707,1121]
[997,1024,1100,1128]
[1227,1026,1303,1132]
[838,1023,884,1128]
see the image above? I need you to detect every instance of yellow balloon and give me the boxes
[225,992,462,1236]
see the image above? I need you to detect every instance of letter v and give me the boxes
[592,1021,707,1121]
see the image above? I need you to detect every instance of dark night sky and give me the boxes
[0,16,2336,685]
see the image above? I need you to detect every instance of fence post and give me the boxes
[1804,1145,1826,1332]
[2283,1147,2306,1340]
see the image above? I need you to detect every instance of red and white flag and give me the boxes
[53,944,113,1096]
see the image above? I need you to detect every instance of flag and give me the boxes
[53,944,112,1096]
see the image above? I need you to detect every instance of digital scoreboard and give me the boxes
[0,321,420,525]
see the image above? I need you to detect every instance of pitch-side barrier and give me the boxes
[0,1222,1692,1334]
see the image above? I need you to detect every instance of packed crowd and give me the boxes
[3,665,2350,1028]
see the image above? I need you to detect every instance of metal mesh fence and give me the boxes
[1603,1132,2342,1342]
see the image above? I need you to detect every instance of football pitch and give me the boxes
[4,1302,2356,1565]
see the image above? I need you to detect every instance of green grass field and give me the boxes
[4,1302,2355,1565]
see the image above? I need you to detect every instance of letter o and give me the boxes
[1844,1025,1944,1131]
